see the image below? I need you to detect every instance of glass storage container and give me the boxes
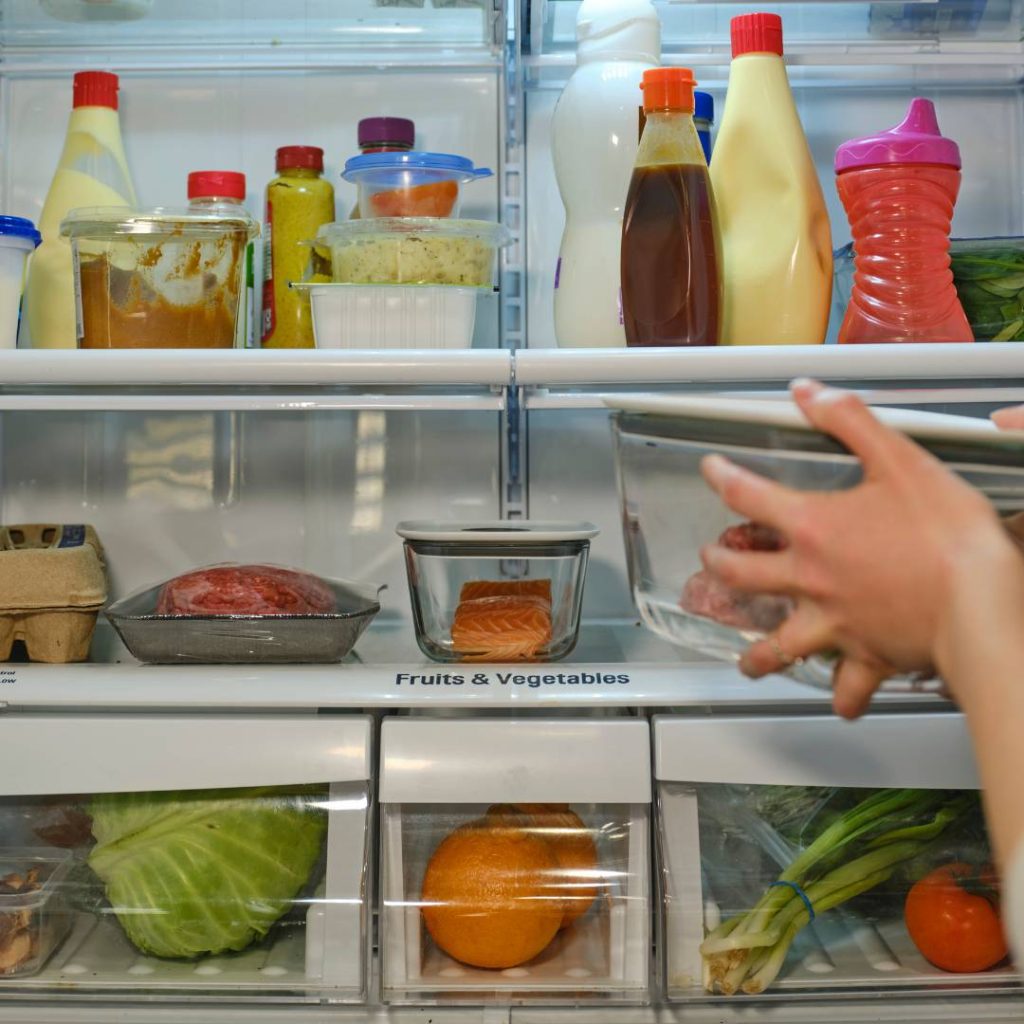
[62,207,259,349]
[654,712,1016,1002]
[611,396,1024,689]
[379,717,651,1004]
[396,521,598,662]
[0,715,372,1003]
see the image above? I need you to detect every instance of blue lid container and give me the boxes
[0,216,41,248]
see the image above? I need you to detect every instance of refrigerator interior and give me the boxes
[0,0,1022,1020]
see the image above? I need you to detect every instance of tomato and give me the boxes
[369,180,459,218]
[904,863,1008,973]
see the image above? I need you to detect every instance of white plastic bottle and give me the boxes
[22,70,136,349]
[551,0,660,348]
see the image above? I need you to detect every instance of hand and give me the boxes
[700,379,1018,718]
[991,405,1024,548]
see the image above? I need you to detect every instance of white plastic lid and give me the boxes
[576,0,661,64]
[317,217,510,248]
[396,520,599,543]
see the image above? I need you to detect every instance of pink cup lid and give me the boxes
[835,98,961,172]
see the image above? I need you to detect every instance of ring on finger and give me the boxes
[770,635,804,669]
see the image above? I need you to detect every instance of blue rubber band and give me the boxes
[769,880,815,921]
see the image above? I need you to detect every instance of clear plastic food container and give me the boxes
[61,206,259,349]
[317,218,509,288]
[380,717,651,1004]
[611,396,1024,691]
[295,283,479,349]
[0,849,73,978]
[104,563,383,664]
[0,217,39,350]
[342,151,492,220]
[654,714,1014,1002]
[396,521,598,663]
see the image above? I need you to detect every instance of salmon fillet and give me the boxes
[451,592,553,662]
[458,579,553,603]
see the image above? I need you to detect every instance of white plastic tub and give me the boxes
[0,217,40,350]
[301,283,480,349]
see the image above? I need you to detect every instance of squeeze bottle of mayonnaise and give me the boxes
[22,70,136,349]
[710,14,832,346]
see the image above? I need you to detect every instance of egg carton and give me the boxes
[0,525,106,663]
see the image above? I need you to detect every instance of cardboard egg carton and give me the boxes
[0,525,106,663]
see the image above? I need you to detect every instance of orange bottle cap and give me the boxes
[640,67,697,114]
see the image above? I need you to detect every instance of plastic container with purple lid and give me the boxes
[358,116,415,154]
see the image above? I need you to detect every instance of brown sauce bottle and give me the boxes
[621,68,722,347]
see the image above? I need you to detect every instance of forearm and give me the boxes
[937,536,1024,871]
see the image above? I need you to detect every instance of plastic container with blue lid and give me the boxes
[693,90,714,164]
[0,216,40,349]
[342,151,493,220]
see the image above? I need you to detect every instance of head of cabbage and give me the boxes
[88,785,327,959]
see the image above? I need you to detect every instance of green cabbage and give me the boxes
[88,785,327,959]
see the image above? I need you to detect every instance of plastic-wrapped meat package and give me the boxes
[156,565,336,616]
[680,523,792,632]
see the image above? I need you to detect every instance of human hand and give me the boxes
[700,379,1016,718]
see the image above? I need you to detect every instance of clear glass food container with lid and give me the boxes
[610,395,1024,691]
[61,206,258,348]
[396,521,598,663]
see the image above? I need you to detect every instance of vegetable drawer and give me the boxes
[378,717,651,1004]
[653,713,1017,1003]
[0,715,373,1004]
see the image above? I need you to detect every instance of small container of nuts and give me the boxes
[0,850,73,977]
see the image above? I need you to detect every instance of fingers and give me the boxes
[790,378,917,478]
[701,455,801,532]
[992,405,1024,431]
[831,657,891,720]
[739,604,834,679]
[701,544,798,596]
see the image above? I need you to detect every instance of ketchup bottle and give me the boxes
[836,98,973,344]
[621,68,722,346]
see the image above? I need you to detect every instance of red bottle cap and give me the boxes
[275,145,324,173]
[73,70,120,110]
[187,170,247,201]
[640,68,697,114]
[731,13,784,58]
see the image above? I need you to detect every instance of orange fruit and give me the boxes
[421,818,564,969]
[487,803,600,928]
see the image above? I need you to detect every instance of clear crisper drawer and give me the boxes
[0,715,372,1003]
[654,714,1018,1003]
[379,717,651,1004]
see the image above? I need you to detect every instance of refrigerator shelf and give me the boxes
[0,621,951,712]
[0,350,511,412]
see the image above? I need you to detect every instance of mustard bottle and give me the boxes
[261,146,335,349]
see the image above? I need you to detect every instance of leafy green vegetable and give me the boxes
[950,242,1024,342]
[88,786,327,959]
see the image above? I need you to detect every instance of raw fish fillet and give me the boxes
[458,579,553,603]
[451,581,553,661]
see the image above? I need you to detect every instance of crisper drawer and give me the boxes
[654,713,1016,1003]
[379,716,651,1004]
[0,715,372,1003]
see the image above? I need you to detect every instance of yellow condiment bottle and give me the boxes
[23,70,136,349]
[260,146,335,349]
[710,13,833,346]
